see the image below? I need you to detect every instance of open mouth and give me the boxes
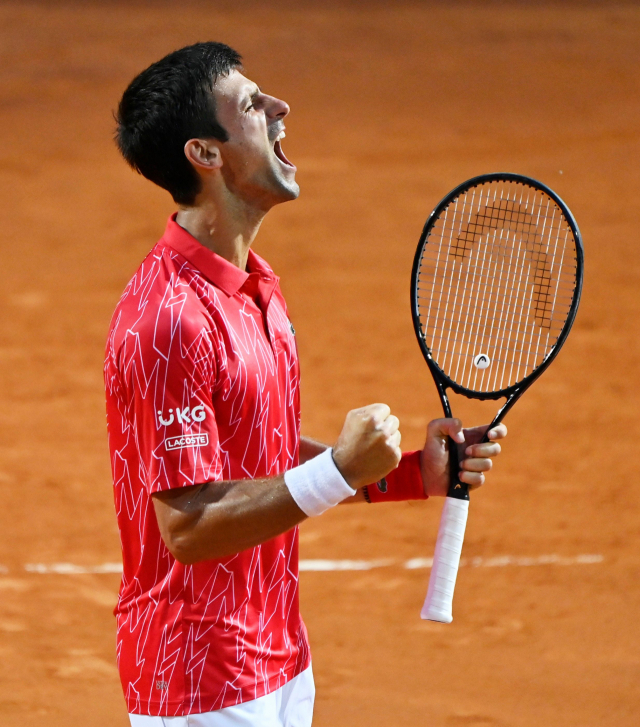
[274,131,295,169]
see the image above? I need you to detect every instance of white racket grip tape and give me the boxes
[421,497,470,623]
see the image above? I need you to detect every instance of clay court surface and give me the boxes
[1,1,639,724]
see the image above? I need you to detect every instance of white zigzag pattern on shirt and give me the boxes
[105,243,305,715]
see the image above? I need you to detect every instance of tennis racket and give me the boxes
[411,172,584,623]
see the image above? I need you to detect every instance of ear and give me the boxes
[183,139,223,173]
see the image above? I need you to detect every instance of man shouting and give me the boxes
[105,41,506,727]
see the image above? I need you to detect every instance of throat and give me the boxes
[175,206,264,270]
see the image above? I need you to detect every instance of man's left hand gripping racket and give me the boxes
[410,173,584,623]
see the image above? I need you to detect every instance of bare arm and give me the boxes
[155,431,372,564]
[152,475,306,564]
[153,404,399,563]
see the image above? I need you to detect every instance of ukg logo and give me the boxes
[158,405,206,426]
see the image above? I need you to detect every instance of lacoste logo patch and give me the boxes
[165,433,209,451]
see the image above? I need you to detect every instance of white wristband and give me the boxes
[284,448,356,517]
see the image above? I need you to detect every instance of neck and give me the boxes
[176,195,266,270]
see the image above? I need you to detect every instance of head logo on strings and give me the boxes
[451,198,554,329]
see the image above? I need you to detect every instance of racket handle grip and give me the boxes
[421,497,469,623]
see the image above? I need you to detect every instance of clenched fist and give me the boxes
[332,404,401,489]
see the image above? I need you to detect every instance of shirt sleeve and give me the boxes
[120,296,223,494]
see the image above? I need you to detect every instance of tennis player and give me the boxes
[105,42,507,726]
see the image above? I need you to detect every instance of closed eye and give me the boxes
[244,86,262,113]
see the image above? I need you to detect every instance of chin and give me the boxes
[277,179,300,202]
[262,175,300,208]
[240,166,300,209]
[268,158,300,202]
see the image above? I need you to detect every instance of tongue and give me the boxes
[274,140,293,167]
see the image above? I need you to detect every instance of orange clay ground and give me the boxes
[0,2,639,725]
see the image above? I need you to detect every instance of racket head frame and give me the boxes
[410,172,584,497]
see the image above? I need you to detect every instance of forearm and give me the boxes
[153,476,307,564]
[154,406,405,564]
[299,435,328,463]
[155,438,361,563]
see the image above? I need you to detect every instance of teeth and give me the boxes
[276,131,286,142]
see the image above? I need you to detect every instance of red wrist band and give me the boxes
[363,450,426,503]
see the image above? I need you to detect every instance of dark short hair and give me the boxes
[115,42,242,205]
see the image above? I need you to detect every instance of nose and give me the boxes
[265,94,290,121]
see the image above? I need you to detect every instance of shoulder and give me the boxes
[108,244,217,364]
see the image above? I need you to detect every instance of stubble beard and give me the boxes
[244,159,300,211]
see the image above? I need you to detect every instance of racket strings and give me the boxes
[445,199,560,330]
[417,181,578,393]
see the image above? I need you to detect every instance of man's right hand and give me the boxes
[332,404,401,489]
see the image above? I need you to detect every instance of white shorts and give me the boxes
[129,666,315,727]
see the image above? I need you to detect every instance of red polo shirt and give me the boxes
[104,215,310,716]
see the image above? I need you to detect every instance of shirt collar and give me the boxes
[160,213,277,296]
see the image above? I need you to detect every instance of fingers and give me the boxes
[487,423,508,441]
[387,431,402,462]
[460,456,493,474]
[459,470,485,489]
[460,423,506,472]
[460,422,508,444]
[425,418,506,459]
[458,423,506,490]
[334,403,401,488]
[379,414,399,436]
[422,417,507,494]
[459,429,500,490]
[426,417,465,444]
[368,406,400,455]
[465,441,501,458]
[378,414,401,460]
[366,403,391,427]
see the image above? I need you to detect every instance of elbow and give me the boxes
[162,523,230,565]
[153,496,236,564]
[170,547,198,566]
[153,490,212,565]
[161,527,201,565]
[163,528,240,564]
